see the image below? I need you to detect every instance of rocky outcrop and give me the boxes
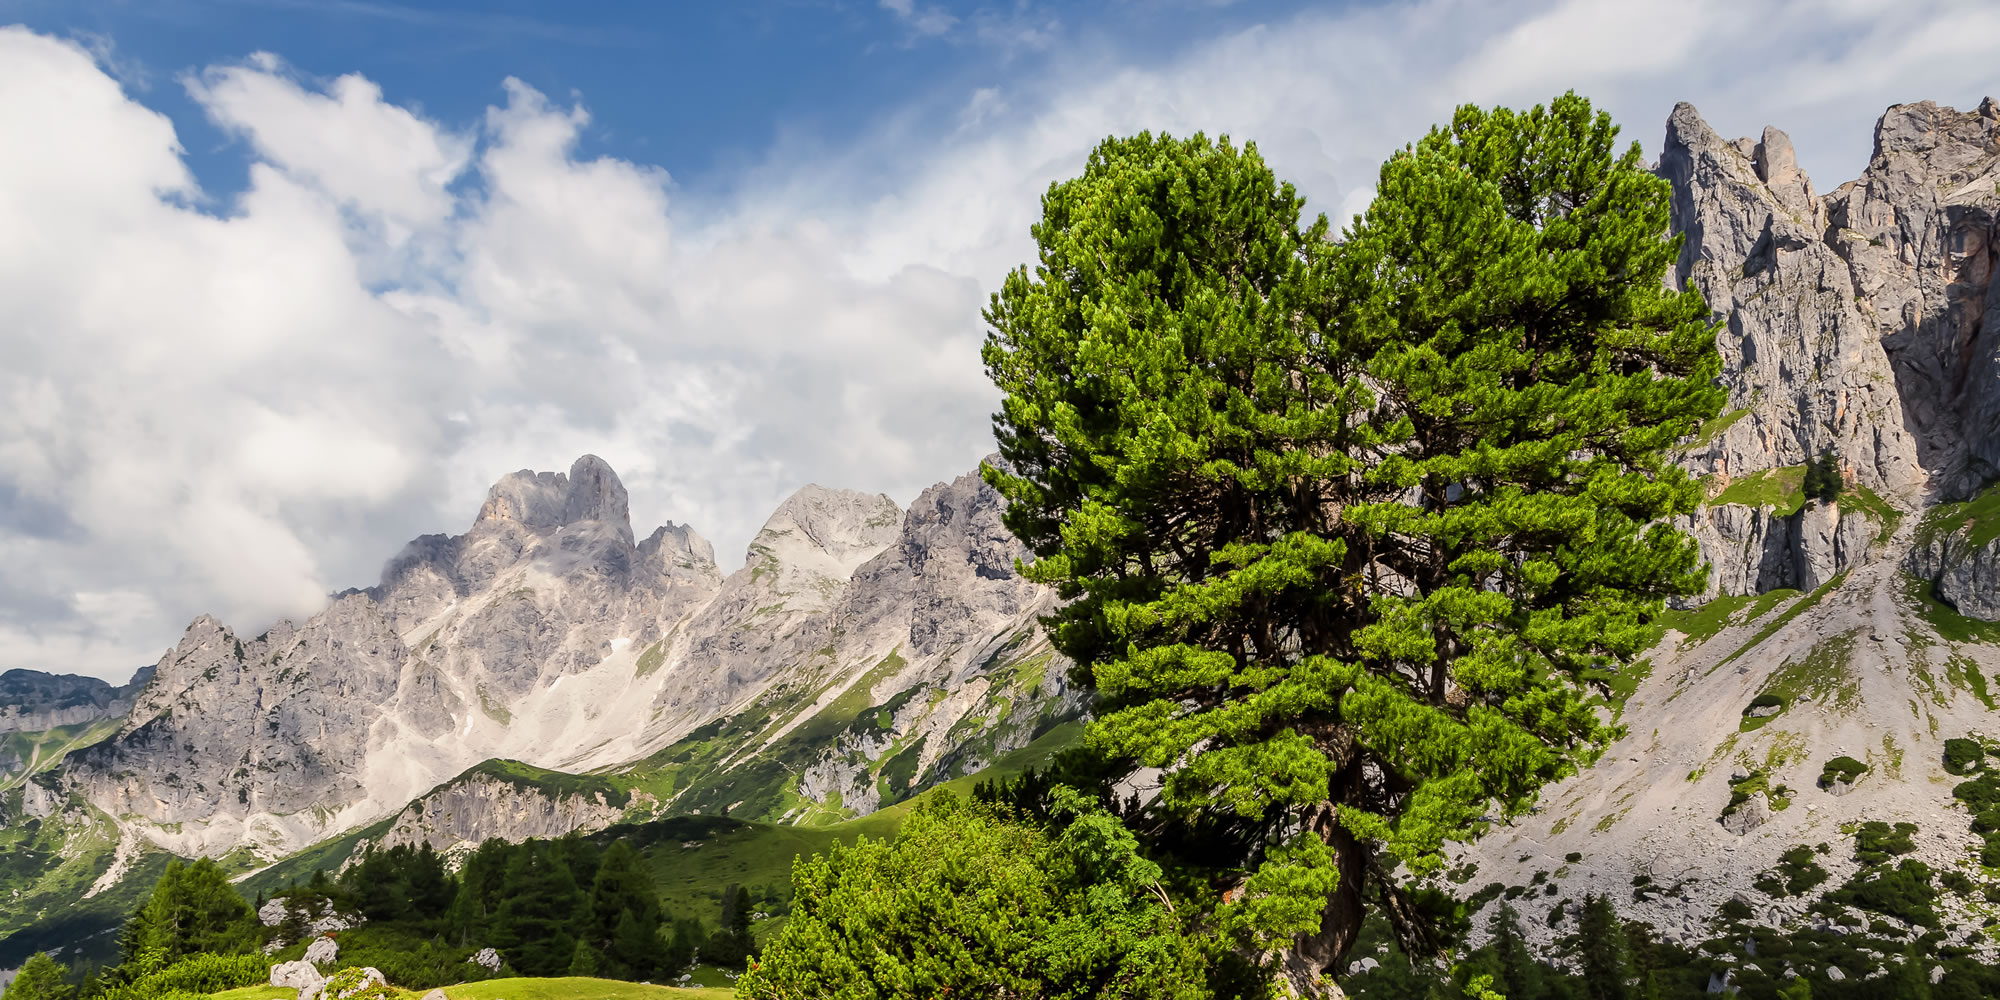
[0,667,148,735]
[1907,492,2000,619]
[359,767,648,854]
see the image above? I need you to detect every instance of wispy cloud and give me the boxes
[216,0,657,48]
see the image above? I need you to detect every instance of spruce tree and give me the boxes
[3,953,73,1000]
[125,858,257,961]
[981,92,1721,990]
[1490,901,1543,1000]
[447,839,513,946]
[493,841,584,976]
[586,841,663,980]
[1575,895,1632,1000]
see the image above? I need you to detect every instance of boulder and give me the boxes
[270,959,323,992]
[304,935,338,966]
[470,947,502,972]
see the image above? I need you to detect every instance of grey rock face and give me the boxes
[1662,98,2000,598]
[360,769,647,853]
[37,452,1078,859]
[1907,515,2000,619]
[0,667,148,735]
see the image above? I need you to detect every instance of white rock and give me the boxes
[270,960,323,992]
[304,935,339,966]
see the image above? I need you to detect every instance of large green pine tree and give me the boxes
[981,92,1721,992]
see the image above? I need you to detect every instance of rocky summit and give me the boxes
[1460,96,2000,955]
[0,452,1074,893]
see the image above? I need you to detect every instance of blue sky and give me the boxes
[12,0,1319,207]
[1,0,1996,679]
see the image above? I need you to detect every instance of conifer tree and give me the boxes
[3,953,73,1000]
[493,841,584,976]
[1575,894,1632,1000]
[124,858,257,962]
[587,841,663,980]
[1490,902,1543,1000]
[447,839,513,945]
[981,92,1721,991]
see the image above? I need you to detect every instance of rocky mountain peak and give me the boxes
[476,454,633,543]
[748,484,904,583]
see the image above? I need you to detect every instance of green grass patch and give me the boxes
[1709,465,1808,515]
[1840,485,1903,544]
[1717,574,1846,670]
[1685,408,1750,451]
[1739,632,1859,731]
[465,758,632,808]
[635,640,667,678]
[1949,654,1998,710]
[1917,480,2000,550]
[422,977,733,1000]
[1904,571,2000,644]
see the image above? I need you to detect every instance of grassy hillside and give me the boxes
[606,720,1080,928]
[0,719,120,792]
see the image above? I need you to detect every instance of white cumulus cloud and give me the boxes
[0,0,1994,679]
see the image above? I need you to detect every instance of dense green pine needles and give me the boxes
[980,91,1724,984]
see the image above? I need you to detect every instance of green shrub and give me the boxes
[1944,738,1985,776]
[1819,756,1869,787]
[1829,859,1938,928]
[1855,821,1919,866]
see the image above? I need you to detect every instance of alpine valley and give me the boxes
[6,94,2000,997]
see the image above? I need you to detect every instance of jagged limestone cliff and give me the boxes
[1461,97,2000,961]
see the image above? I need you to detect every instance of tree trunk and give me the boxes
[1274,809,1367,998]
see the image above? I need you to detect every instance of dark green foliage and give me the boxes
[1942,738,1985,776]
[492,841,584,976]
[1802,449,1843,503]
[739,791,1218,1000]
[584,841,664,981]
[701,884,755,970]
[1853,821,1918,866]
[1829,859,1938,927]
[4,953,73,1000]
[1575,894,1631,1000]
[981,91,1721,971]
[1817,756,1868,788]
[1486,903,1542,1000]
[1774,846,1829,896]
[1948,761,2000,869]
[119,859,256,965]
[337,843,454,923]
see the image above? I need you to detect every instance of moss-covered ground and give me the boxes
[1708,464,1808,514]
